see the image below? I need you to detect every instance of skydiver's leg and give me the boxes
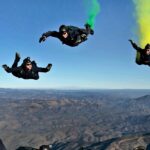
[12,52,21,68]
[76,29,88,42]
[77,25,94,42]
[79,28,89,35]
[80,24,94,35]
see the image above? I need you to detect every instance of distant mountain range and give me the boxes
[0,89,150,149]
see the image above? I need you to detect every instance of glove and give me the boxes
[46,64,52,71]
[129,39,133,43]
[39,35,47,43]
[2,65,10,72]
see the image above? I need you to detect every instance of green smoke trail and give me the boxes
[84,0,100,29]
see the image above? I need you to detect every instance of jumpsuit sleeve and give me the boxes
[130,41,143,52]
[6,67,22,73]
[42,31,60,39]
[36,67,50,73]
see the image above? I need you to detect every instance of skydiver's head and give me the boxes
[23,57,32,71]
[145,44,150,55]
[59,25,68,39]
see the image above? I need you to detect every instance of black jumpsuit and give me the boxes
[130,42,150,65]
[6,58,50,80]
[41,25,91,47]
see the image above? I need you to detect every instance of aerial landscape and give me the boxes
[0,89,150,150]
[1,0,150,149]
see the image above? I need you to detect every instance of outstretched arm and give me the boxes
[39,31,60,43]
[36,64,52,72]
[2,65,21,73]
[129,39,143,51]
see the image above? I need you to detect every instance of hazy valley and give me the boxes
[0,89,150,149]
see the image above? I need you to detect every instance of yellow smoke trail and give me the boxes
[133,0,150,47]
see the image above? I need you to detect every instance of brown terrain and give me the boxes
[0,89,150,150]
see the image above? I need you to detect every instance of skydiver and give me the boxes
[129,39,150,66]
[39,24,94,47]
[2,53,52,80]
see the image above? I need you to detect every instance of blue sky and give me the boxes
[0,0,150,89]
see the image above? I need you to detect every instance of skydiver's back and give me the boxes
[66,25,88,36]
[67,25,80,32]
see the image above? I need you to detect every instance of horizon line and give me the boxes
[0,88,150,91]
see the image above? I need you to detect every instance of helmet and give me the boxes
[59,25,67,33]
[145,44,150,50]
[22,57,32,68]
[23,57,31,64]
